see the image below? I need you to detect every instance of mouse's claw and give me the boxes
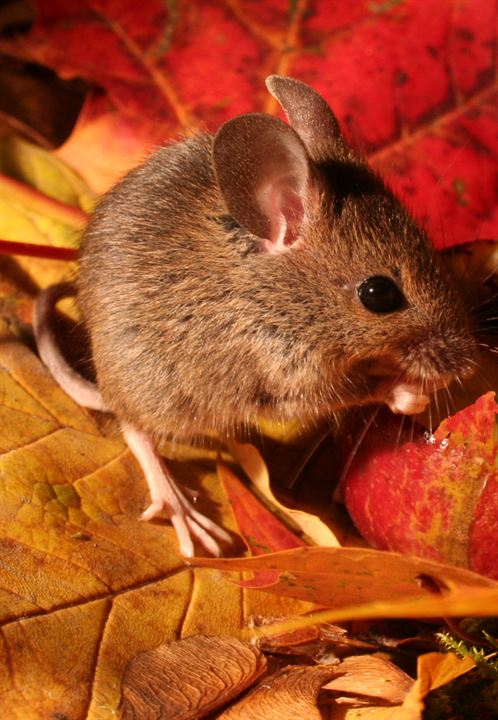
[123,424,231,557]
[141,491,231,557]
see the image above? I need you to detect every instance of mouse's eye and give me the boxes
[357,275,405,313]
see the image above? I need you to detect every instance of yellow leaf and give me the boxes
[0,136,95,214]
[0,321,318,717]
[0,136,92,291]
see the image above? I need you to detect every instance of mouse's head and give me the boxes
[212,76,477,416]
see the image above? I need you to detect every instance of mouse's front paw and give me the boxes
[140,480,232,558]
[122,424,232,557]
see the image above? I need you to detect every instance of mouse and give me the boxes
[33,75,478,557]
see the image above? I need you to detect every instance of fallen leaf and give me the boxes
[323,651,475,720]
[0,4,496,717]
[399,652,476,719]
[217,461,306,554]
[0,135,93,220]
[323,654,414,705]
[257,621,380,659]
[193,546,498,629]
[0,1,495,247]
[219,664,336,719]
[120,635,267,720]
[342,392,498,578]
[0,320,320,717]
[229,441,341,548]
[0,135,92,290]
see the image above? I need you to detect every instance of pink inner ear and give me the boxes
[259,183,305,253]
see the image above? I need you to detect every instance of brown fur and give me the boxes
[77,79,477,444]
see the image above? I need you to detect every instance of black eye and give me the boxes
[357,275,405,314]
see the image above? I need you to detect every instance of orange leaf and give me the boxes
[219,665,336,719]
[193,546,498,631]
[229,441,342,548]
[323,654,414,705]
[0,321,319,717]
[399,652,476,719]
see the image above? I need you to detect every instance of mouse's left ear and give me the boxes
[213,113,311,253]
[266,75,352,163]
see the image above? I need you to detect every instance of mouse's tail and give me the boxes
[33,282,108,412]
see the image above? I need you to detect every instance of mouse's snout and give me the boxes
[399,320,478,394]
[359,311,479,415]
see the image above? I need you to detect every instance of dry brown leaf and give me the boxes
[120,635,267,720]
[219,664,336,719]
[323,654,414,705]
[324,652,475,720]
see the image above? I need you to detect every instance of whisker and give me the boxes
[427,380,434,434]
[337,405,382,489]
[395,413,407,447]
[470,364,496,391]
[442,384,453,419]
[409,413,416,444]
[287,424,331,490]
[433,389,441,430]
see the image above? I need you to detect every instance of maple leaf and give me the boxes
[0,0,495,247]
[0,320,321,718]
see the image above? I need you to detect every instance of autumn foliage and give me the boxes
[0,1,497,718]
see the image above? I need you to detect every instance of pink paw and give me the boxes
[140,487,232,558]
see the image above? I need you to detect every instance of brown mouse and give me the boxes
[34,75,477,557]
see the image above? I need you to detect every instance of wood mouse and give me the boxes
[34,75,478,557]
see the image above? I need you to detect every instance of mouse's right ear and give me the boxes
[213,113,311,253]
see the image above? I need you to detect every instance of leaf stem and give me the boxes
[0,239,78,262]
[0,172,88,230]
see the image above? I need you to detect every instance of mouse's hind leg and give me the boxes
[122,424,232,557]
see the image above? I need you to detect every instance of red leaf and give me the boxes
[1,0,495,246]
[217,462,306,555]
[341,392,498,578]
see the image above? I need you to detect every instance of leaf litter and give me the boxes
[0,1,496,718]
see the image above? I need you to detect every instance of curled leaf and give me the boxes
[342,392,498,578]
[399,652,476,719]
[229,441,341,547]
[193,546,498,631]
[217,460,306,554]
[323,654,414,705]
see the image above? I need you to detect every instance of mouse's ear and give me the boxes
[213,113,310,253]
[266,75,350,163]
